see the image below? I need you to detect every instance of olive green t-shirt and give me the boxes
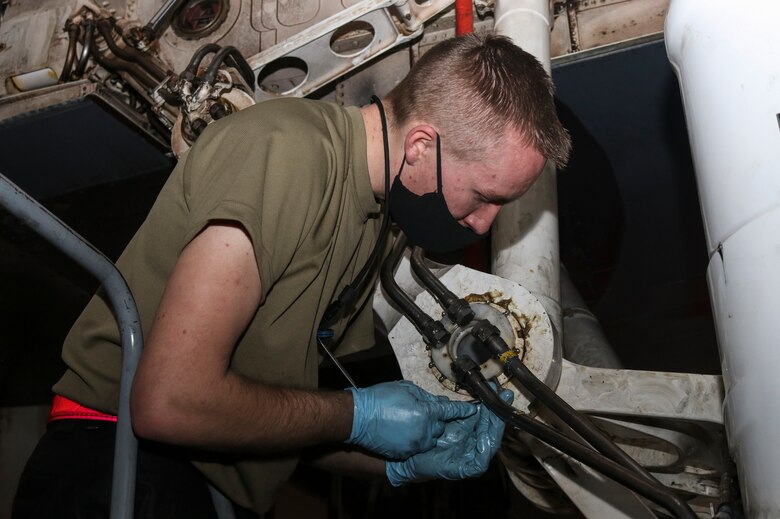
[53,98,381,513]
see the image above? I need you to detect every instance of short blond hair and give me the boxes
[386,33,571,169]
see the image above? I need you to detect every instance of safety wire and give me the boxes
[380,247,698,519]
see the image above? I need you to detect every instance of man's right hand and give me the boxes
[346,381,476,460]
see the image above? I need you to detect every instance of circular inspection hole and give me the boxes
[172,0,229,39]
[257,56,308,95]
[329,21,375,57]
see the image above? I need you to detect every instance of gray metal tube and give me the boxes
[560,266,622,369]
[0,173,141,519]
[146,0,189,38]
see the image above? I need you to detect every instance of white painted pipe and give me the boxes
[493,0,552,74]
[491,0,562,381]
[666,0,780,516]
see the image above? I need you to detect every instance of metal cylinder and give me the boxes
[560,266,622,369]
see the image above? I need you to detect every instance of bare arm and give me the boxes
[130,222,353,452]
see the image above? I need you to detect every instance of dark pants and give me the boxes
[12,419,257,519]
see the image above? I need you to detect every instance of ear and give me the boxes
[403,124,438,166]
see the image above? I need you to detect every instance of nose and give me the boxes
[462,204,502,234]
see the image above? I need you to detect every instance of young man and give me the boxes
[14,33,570,518]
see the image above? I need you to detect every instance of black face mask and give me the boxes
[389,134,486,253]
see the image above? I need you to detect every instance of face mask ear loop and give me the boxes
[435,133,443,194]
[396,153,407,181]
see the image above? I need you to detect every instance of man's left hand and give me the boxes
[385,388,514,485]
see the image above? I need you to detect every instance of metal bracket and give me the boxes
[246,0,456,102]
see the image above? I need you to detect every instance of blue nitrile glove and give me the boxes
[346,380,477,460]
[385,387,514,485]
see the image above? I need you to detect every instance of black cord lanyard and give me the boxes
[316,97,392,384]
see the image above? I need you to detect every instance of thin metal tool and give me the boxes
[317,336,358,389]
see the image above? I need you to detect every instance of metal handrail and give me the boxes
[0,173,141,519]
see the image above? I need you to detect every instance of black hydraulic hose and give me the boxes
[383,218,692,517]
[380,234,450,347]
[144,0,189,41]
[453,357,698,519]
[473,321,659,484]
[410,247,474,326]
[60,22,81,82]
[223,54,255,87]
[201,45,255,91]
[381,234,431,331]
[713,469,740,519]
[406,246,660,486]
[91,49,159,90]
[74,21,95,78]
[184,43,221,76]
[96,19,167,81]
[146,110,172,139]
[471,321,662,487]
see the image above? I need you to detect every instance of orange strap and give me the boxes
[48,394,117,423]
